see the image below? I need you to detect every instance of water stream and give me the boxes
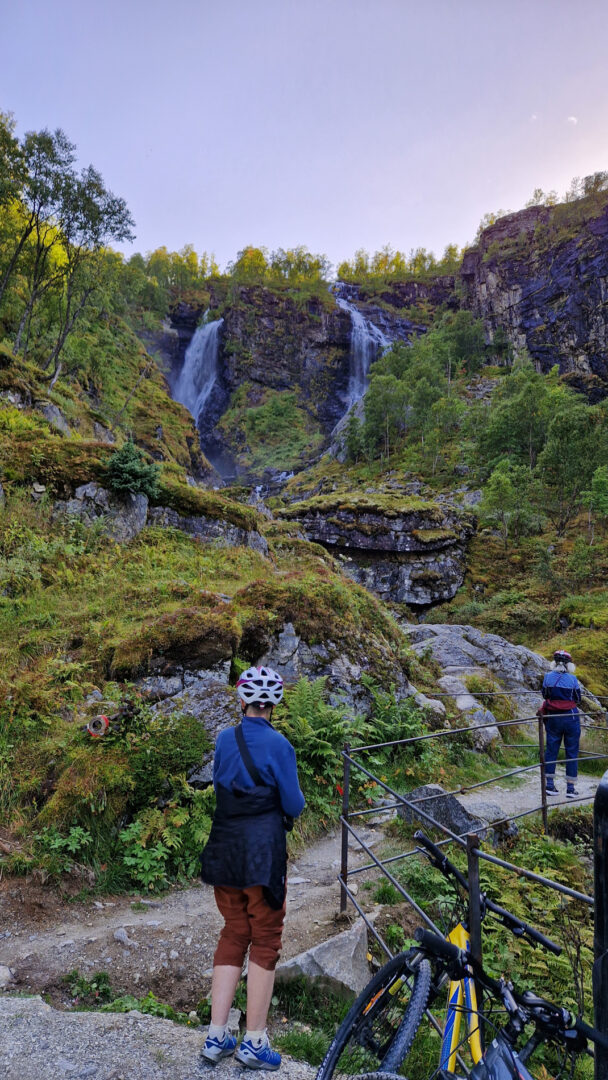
[334,290,391,405]
[173,317,224,425]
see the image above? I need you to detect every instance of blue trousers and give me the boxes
[544,711,580,782]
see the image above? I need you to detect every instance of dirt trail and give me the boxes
[1,767,598,1012]
[458,765,599,820]
[0,828,379,1010]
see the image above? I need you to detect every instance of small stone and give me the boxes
[169,949,179,960]
[0,965,14,987]
[113,927,132,947]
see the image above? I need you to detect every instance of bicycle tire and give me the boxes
[315,952,431,1080]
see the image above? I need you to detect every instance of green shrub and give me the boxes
[275,678,349,828]
[106,440,160,498]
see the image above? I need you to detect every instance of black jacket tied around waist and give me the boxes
[200,781,287,910]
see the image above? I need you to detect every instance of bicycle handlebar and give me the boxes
[414,927,463,965]
[413,929,608,1055]
[414,830,561,955]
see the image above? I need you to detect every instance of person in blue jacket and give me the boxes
[200,665,305,1070]
[539,649,582,798]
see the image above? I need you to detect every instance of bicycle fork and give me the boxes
[440,923,483,1072]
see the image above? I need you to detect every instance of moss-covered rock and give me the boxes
[109,606,240,679]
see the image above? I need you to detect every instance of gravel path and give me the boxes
[0,995,317,1080]
[0,773,598,1079]
[458,764,599,820]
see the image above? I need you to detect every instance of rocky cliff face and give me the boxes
[171,287,353,442]
[279,493,476,606]
[461,198,608,390]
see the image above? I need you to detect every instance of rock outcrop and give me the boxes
[53,482,149,543]
[461,198,608,392]
[278,494,476,606]
[401,622,602,719]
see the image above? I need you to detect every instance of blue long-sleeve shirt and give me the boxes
[213,715,305,819]
[542,669,581,709]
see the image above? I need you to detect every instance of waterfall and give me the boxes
[174,317,224,424]
[335,294,391,405]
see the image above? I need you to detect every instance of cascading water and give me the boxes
[335,293,391,405]
[173,317,224,425]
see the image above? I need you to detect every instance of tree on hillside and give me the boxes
[582,465,608,543]
[0,128,76,310]
[534,404,607,535]
[478,357,573,470]
[0,112,25,213]
[363,373,409,459]
[269,246,331,282]
[228,246,270,282]
[44,164,134,379]
[437,310,486,375]
[478,461,538,549]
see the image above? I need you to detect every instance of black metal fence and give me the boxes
[337,704,608,1079]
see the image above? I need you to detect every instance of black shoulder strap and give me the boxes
[235,723,264,786]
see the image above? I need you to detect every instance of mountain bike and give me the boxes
[315,832,608,1080]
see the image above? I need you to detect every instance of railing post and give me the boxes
[594,770,608,1080]
[538,715,548,833]
[340,742,351,913]
[467,834,484,1050]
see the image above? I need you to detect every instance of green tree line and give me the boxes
[0,112,134,381]
[344,316,608,544]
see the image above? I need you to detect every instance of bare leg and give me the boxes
[211,964,242,1025]
[246,961,276,1030]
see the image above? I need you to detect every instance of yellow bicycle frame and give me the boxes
[440,922,483,1072]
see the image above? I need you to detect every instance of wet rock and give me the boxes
[276,918,370,995]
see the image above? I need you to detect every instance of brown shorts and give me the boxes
[213,885,286,971]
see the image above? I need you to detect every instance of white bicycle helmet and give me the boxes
[236,665,284,706]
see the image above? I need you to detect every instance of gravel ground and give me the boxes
[0,995,318,1080]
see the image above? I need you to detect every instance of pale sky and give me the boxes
[2,0,607,271]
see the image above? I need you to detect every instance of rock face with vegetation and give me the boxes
[461,194,608,392]
[170,286,353,458]
[278,493,476,606]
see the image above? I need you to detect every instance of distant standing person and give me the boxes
[539,649,582,798]
[200,665,305,1070]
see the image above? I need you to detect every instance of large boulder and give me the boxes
[397,783,492,839]
[276,918,370,996]
[402,623,601,719]
[260,621,409,715]
[53,482,148,543]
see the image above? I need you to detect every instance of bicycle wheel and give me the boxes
[316,952,431,1080]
